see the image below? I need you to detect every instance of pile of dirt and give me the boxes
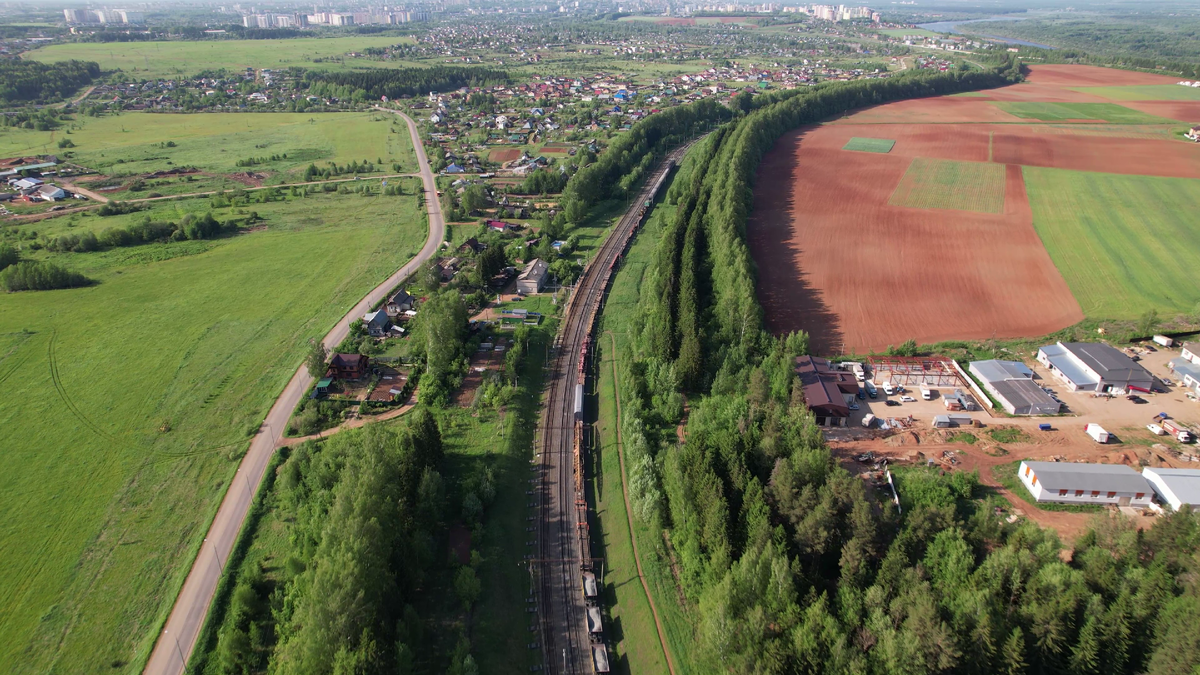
[228,171,268,187]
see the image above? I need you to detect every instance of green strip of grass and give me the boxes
[993,101,1173,124]
[1070,84,1200,102]
[843,137,895,153]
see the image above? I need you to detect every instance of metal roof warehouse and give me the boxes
[1142,468,1200,512]
[1037,342,1154,393]
[969,359,1061,415]
[1018,461,1153,507]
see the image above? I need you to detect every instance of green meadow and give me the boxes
[0,187,427,672]
[25,35,413,79]
[842,136,895,153]
[889,157,1006,214]
[0,111,418,178]
[993,101,1172,124]
[1024,166,1200,319]
[1071,84,1200,101]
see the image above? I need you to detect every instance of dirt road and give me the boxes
[142,110,443,675]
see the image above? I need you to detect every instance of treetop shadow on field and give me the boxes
[747,126,846,356]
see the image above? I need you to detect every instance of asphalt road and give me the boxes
[142,110,444,675]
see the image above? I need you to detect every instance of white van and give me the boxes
[882,382,896,396]
[920,387,933,400]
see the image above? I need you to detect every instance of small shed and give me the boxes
[312,377,333,398]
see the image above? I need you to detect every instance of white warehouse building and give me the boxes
[969,359,1061,415]
[1142,468,1200,512]
[1018,461,1154,507]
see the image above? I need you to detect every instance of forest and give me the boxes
[611,58,1200,674]
[0,59,100,105]
[306,66,511,103]
[967,17,1200,66]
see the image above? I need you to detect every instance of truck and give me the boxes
[920,387,934,400]
[862,413,877,428]
[1162,419,1194,442]
[1085,423,1111,444]
[865,381,878,398]
[1153,335,1174,347]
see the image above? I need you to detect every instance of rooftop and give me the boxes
[1062,342,1152,385]
[1143,468,1200,507]
[1022,461,1152,494]
[970,359,1033,383]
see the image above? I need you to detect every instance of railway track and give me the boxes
[535,142,692,675]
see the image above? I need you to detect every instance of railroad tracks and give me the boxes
[535,143,691,675]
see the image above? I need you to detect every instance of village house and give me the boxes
[328,353,369,380]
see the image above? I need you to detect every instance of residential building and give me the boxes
[1142,468,1200,511]
[969,359,1061,415]
[362,310,392,337]
[1018,461,1153,507]
[385,290,414,318]
[516,258,549,294]
[328,353,369,380]
[795,356,859,427]
[1036,342,1154,393]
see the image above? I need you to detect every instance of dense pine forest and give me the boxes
[609,60,1200,674]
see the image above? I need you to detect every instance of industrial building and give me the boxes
[969,359,1061,415]
[1142,468,1200,512]
[1018,461,1153,507]
[1168,357,1200,395]
[1036,342,1155,393]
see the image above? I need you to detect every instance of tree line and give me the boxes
[306,66,511,103]
[0,59,100,106]
[196,413,446,674]
[606,57,1200,675]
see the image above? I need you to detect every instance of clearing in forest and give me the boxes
[1023,166,1200,319]
[842,137,895,153]
[888,158,1007,214]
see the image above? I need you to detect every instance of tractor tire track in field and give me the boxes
[48,329,115,443]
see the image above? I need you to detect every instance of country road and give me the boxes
[142,110,444,675]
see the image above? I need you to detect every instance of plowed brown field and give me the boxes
[746,64,1200,354]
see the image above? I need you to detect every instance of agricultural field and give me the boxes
[842,136,895,153]
[748,63,1200,354]
[0,111,418,180]
[1072,84,1200,101]
[1024,166,1200,319]
[993,101,1173,123]
[888,157,1006,213]
[0,186,427,672]
[24,35,414,79]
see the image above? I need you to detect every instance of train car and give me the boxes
[582,570,599,599]
[586,606,604,634]
[592,645,611,674]
[574,383,584,421]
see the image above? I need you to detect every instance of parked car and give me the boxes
[849,402,860,411]
[885,400,901,407]
[1127,395,1147,404]
[857,388,866,400]
[900,395,916,402]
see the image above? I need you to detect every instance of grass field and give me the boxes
[993,101,1171,124]
[591,197,706,675]
[843,137,895,153]
[1071,85,1200,101]
[0,189,427,672]
[878,28,941,37]
[1024,166,1200,319]
[0,111,417,178]
[25,36,413,78]
[889,157,1006,213]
